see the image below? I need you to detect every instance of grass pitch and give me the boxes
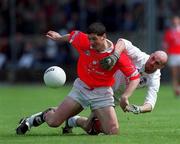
[0,84,180,144]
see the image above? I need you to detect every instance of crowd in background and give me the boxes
[0,0,180,71]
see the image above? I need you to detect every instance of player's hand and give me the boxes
[119,97,129,112]
[125,104,141,114]
[100,52,119,70]
[46,31,61,41]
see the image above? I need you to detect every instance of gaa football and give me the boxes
[43,66,66,88]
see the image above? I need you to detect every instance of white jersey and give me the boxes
[113,39,161,109]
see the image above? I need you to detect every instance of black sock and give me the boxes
[32,112,45,127]
[32,108,53,127]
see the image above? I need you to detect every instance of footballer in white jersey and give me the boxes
[113,39,161,112]
[61,39,168,135]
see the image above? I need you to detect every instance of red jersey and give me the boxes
[163,28,180,54]
[69,31,139,88]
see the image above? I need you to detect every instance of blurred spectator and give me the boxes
[163,15,180,97]
[18,41,35,69]
[123,11,136,31]
[168,0,180,15]
[0,0,179,74]
[15,33,24,60]
[16,0,39,34]
[115,0,128,31]
[102,0,117,32]
[0,37,8,69]
[85,0,101,27]
[46,39,58,61]
[131,0,144,30]
[156,0,167,31]
[57,29,75,65]
[0,47,7,69]
[45,39,67,65]
[0,0,8,37]
[0,53,6,69]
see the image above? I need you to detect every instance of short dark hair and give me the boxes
[87,22,106,36]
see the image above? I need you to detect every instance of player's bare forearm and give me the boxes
[140,103,152,113]
[99,40,126,70]
[121,78,140,99]
[46,30,70,42]
[119,78,140,111]
[125,103,152,114]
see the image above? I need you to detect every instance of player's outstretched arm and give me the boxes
[125,104,141,114]
[100,40,126,70]
[125,103,152,114]
[46,30,70,42]
[120,78,140,111]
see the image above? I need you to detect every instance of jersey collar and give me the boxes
[100,39,114,53]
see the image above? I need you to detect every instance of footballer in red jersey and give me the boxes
[16,22,140,135]
[163,15,180,97]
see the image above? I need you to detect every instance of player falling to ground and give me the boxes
[62,38,168,135]
[16,22,140,135]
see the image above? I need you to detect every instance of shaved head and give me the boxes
[145,51,168,73]
[153,51,168,67]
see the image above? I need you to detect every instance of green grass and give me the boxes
[0,84,180,144]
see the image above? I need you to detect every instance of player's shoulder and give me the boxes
[70,30,87,37]
[70,30,88,42]
[118,38,132,45]
[69,30,90,50]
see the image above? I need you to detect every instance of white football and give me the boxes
[43,66,66,88]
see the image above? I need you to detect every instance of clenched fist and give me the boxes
[46,31,62,41]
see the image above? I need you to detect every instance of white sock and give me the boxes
[27,112,42,127]
[68,115,80,127]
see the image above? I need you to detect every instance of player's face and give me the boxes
[145,53,165,73]
[88,34,106,52]
[172,16,180,27]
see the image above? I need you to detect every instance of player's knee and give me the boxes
[109,125,119,135]
[46,120,61,127]
[106,124,119,135]
[46,117,62,127]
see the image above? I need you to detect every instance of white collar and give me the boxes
[100,39,114,53]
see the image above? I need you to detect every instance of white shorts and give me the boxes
[68,78,114,110]
[113,70,126,92]
[168,55,180,66]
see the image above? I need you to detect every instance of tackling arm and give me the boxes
[125,88,158,114]
[114,39,126,55]
[120,77,140,111]
[126,73,160,114]
[100,40,126,70]
[46,31,70,42]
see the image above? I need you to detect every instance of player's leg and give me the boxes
[168,56,180,97]
[63,79,118,135]
[87,86,119,135]
[16,107,56,135]
[16,96,83,134]
[171,66,179,96]
[77,112,95,131]
[63,112,102,135]
[16,79,87,135]
[67,106,119,135]
[62,115,81,134]
[45,96,83,127]
[66,108,118,135]
[93,106,119,135]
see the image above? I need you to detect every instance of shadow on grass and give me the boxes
[1,132,93,138]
